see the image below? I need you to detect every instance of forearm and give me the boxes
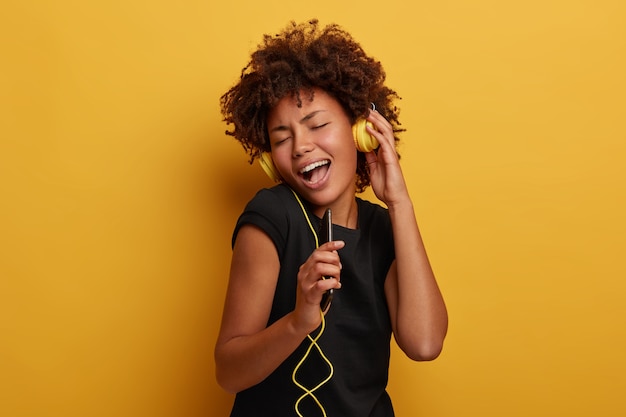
[387,197,448,360]
[215,311,310,394]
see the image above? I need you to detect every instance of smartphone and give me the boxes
[319,208,334,312]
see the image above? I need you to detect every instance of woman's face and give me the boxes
[266,88,358,212]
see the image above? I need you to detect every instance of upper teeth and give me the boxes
[300,160,329,174]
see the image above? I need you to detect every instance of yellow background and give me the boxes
[1,0,625,416]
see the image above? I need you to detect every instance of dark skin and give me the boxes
[215,88,448,394]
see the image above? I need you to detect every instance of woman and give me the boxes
[216,19,448,417]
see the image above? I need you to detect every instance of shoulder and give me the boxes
[357,197,391,229]
[232,184,300,256]
[356,197,395,257]
[242,184,293,209]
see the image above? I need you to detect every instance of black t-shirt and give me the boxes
[230,184,396,417]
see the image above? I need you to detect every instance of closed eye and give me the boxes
[273,136,291,146]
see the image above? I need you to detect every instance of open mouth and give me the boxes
[300,160,330,183]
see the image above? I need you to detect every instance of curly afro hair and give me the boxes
[220,19,402,192]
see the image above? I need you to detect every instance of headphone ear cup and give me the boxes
[259,152,281,182]
[352,119,379,152]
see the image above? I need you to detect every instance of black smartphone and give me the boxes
[319,208,334,312]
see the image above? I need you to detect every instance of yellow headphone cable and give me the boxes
[289,188,334,417]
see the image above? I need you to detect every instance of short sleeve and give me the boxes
[232,187,289,259]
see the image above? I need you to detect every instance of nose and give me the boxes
[292,130,314,158]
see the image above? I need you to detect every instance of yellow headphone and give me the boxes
[259,119,379,182]
[351,119,379,153]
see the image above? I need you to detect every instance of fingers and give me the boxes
[297,241,343,300]
[363,110,397,169]
[364,107,409,205]
[301,242,343,284]
[366,108,395,148]
[291,241,344,330]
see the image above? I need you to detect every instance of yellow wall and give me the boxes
[1,1,625,416]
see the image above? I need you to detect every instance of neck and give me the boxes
[287,186,359,230]
[312,196,358,230]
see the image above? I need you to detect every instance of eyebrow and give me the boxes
[268,110,326,133]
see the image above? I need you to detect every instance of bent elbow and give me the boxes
[215,365,243,395]
[399,335,445,362]
[406,341,444,361]
[214,351,245,394]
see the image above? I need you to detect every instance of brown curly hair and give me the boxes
[220,19,402,192]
